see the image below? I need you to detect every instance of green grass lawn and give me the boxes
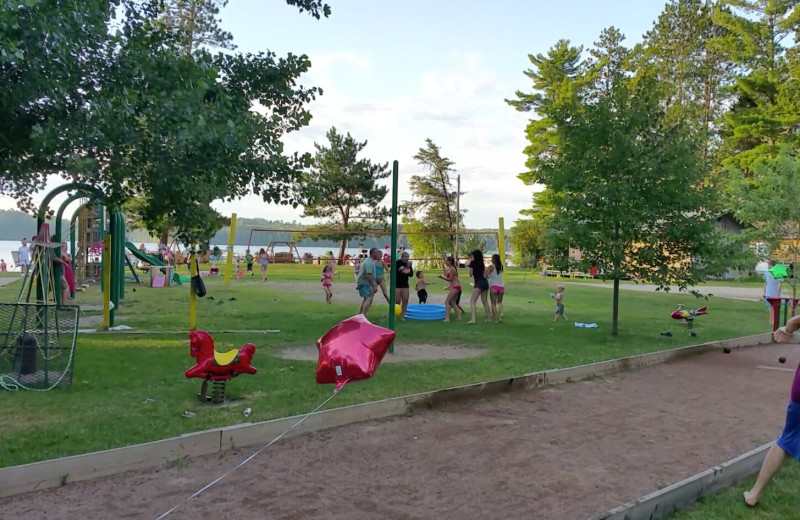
[0,265,771,469]
[666,461,800,519]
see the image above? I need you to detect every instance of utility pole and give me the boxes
[455,174,461,264]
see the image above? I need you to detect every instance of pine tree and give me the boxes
[713,0,797,176]
[301,127,390,262]
[156,0,235,54]
[638,0,733,162]
[588,26,630,99]
[402,139,465,266]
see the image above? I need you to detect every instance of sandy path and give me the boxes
[567,281,764,301]
[1,343,796,520]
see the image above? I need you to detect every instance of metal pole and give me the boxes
[102,234,111,330]
[224,213,237,287]
[498,217,506,284]
[388,160,399,353]
[189,247,197,330]
[455,174,460,263]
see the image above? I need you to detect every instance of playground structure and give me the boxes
[0,222,80,390]
[184,330,257,403]
[767,297,800,331]
[265,241,301,263]
[245,227,504,266]
[670,304,708,328]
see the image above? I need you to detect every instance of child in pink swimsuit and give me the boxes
[438,256,462,322]
[321,264,333,304]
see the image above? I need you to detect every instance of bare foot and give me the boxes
[467,320,476,324]
[743,491,758,507]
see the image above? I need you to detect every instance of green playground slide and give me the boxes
[125,242,184,286]
[125,242,164,266]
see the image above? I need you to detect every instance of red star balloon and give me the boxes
[316,315,395,390]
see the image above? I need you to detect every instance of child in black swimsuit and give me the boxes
[415,271,433,304]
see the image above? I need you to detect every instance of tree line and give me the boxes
[506,0,800,334]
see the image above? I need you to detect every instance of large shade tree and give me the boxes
[0,0,331,243]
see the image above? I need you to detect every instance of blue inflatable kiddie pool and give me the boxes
[404,304,446,321]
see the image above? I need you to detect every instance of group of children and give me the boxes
[316,250,566,325]
[322,257,436,306]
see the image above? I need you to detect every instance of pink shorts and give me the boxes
[491,285,505,294]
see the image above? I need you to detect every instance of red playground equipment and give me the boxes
[670,304,708,328]
[185,330,257,403]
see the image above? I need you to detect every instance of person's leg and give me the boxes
[468,288,481,324]
[480,289,490,322]
[490,291,498,322]
[744,444,787,506]
[362,295,374,315]
[744,361,800,505]
[61,276,70,304]
[400,289,409,318]
[443,291,453,322]
[498,292,504,321]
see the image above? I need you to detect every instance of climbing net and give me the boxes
[0,303,78,390]
[0,224,79,391]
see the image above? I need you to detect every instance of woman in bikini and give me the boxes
[438,256,462,322]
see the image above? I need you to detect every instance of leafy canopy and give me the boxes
[0,0,330,243]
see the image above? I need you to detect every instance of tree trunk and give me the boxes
[612,275,620,336]
[338,214,349,265]
[611,222,621,336]
[338,238,348,265]
[793,230,798,299]
[159,228,170,247]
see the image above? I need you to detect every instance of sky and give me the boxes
[0,0,671,230]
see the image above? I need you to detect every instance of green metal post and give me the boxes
[54,192,86,305]
[115,211,125,301]
[109,209,117,327]
[388,160,399,353]
[69,210,79,293]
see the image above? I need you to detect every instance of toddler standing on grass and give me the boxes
[415,270,433,304]
[321,264,333,304]
[551,284,566,322]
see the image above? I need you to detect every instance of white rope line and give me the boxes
[154,386,344,520]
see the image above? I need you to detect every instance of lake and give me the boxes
[0,240,417,272]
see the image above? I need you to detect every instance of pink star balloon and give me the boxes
[316,315,395,390]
